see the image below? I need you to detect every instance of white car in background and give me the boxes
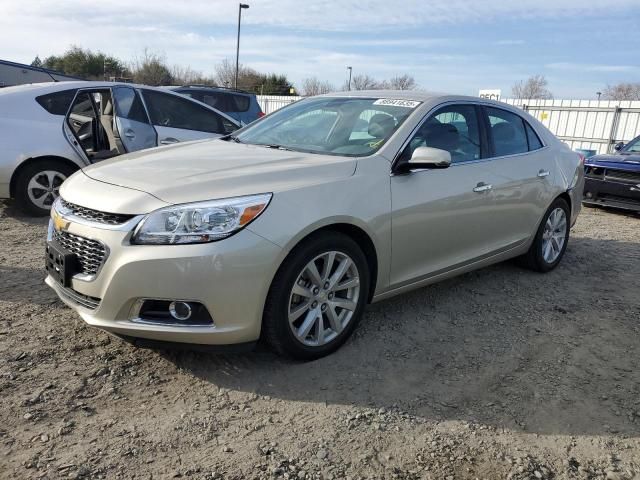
[0,81,240,215]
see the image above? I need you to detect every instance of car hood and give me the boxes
[80,139,358,206]
[586,152,640,171]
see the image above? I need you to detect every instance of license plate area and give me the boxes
[46,241,78,288]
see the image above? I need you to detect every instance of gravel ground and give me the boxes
[0,200,639,480]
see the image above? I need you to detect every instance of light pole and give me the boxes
[346,66,352,91]
[235,3,249,89]
[596,91,602,101]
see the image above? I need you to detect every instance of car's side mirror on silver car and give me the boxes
[408,146,452,170]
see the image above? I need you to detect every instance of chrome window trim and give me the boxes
[391,100,549,173]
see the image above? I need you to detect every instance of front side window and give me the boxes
[486,107,529,157]
[399,104,482,164]
[234,97,419,157]
[142,90,231,134]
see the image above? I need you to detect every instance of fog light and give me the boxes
[169,301,192,321]
[131,299,213,326]
[585,191,593,199]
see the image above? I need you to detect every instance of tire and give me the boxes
[14,160,76,216]
[519,197,570,273]
[262,231,370,360]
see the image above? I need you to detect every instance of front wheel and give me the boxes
[262,232,370,360]
[14,160,76,216]
[520,198,570,272]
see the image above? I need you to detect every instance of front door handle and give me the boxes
[537,169,550,178]
[124,129,135,139]
[160,137,180,145]
[473,182,493,193]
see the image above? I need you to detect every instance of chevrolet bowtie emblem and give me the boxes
[52,209,70,232]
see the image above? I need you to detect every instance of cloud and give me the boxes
[546,62,640,73]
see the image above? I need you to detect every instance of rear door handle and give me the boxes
[160,137,180,145]
[537,169,550,178]
[473,182,493,193]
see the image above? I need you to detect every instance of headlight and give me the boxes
[131,193,272,245]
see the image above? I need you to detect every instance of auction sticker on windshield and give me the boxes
[373,99,421,108]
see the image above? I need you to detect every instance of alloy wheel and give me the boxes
[288,251,360,347]
[26,170,67,209]
[541,207,567,263]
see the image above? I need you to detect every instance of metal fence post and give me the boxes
[607,106,622,153]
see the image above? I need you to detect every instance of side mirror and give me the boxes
[408,147,451,170]
[614,142,625,151]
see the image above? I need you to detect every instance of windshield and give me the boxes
[622,136,640,153]
[233,97,421,157]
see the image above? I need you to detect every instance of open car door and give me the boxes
[112,86,157,153]
[62,89,97,165]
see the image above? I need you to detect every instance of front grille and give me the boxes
[60,199,134,225]
[58,286,101,310]
[605,169,640,184]
[53,230,107,276]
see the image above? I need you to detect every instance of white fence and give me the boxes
[505,99,640,154]
[256,95,301,114]
[256,95,640,155]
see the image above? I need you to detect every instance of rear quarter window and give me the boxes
[35,89,77,115]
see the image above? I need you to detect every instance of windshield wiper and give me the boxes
[221,134,242,143]
[260,143,294,151]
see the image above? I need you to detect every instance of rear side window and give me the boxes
[113,87,149,123]
[486,107,529,157]
[35,89,77,115]
[178,90,250,112]
[525,123,543,150]
[142,90,228,134]
[231,94,250,112]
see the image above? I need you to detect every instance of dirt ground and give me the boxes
[0,200,639,480]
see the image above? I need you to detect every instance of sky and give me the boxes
[1,0,639,98]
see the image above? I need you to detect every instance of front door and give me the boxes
[390,103,498,287]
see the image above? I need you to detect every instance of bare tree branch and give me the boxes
[511,75,553,100]
[301,77,335,96]
[602,82,640,101]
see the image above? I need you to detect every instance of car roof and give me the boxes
[172,85,253,96]
[0,80,186,96]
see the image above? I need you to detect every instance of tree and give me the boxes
[511,75,553,100]
[350,74,380,90]
[301,77,335,96]
[41,46,126,80]
[388,74,417,90]
[30,56,43,68]
[130,49,173,86]
[213,58,294,94]
[171,65,216,86]
[601,82,640,101]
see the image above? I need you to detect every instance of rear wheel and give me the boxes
[262,232,370,360]
[520,198,570,272]
[14,160,76,216]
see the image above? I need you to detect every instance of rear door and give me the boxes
[479,105,556,248]
[141,89,238,144]
[112,86,157,152]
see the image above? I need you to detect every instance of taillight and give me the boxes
[577,153,586,165]
[258,111,265,118]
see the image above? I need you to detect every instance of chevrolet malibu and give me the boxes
[45,91,585,360]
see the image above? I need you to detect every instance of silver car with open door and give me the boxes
[0,81,239,215]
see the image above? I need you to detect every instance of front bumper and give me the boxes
[583,177,640,212]
[46,217,282,345]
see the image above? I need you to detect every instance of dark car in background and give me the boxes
[583,134,640,212]
[171,85,264,125]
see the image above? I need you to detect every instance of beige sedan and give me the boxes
[45,91,584,359]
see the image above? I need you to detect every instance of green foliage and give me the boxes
[41,46,126,80]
